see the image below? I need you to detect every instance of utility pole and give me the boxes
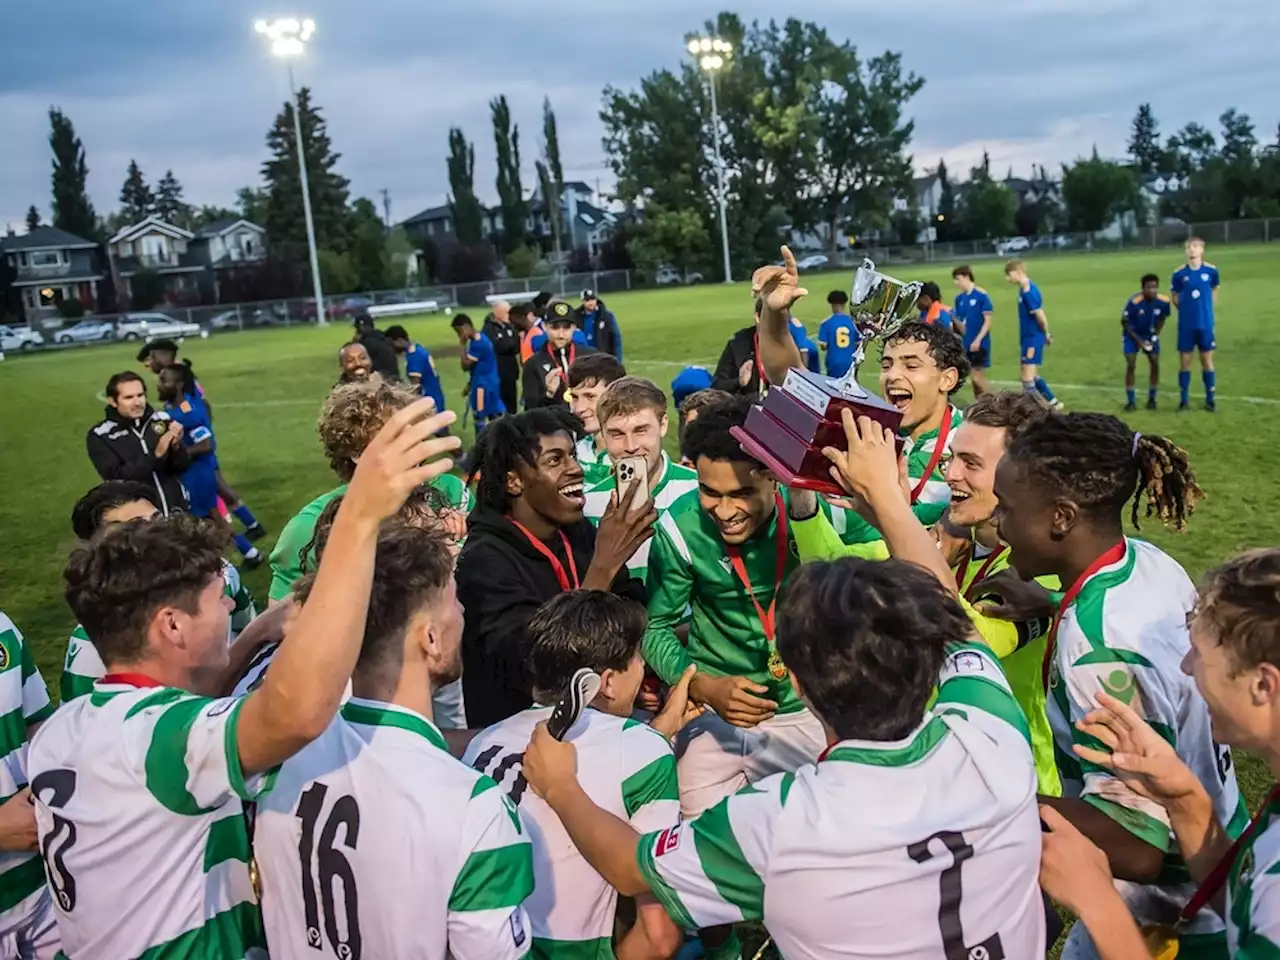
[379,188,392,235]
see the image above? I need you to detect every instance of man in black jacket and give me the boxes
[573,288,623,360]
[482,299,522,413]
[523,300,597,408]
[352,313,401,381]
[712,321,763,397]
[456,406,654,726]
[85,371,190,516]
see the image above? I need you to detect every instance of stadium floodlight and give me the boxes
[254,16,327,326]
[687,36,734,284]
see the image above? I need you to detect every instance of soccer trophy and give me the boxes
[731,258,922,495]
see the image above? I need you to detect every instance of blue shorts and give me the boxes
[1020,340,1045,366]
[470,381,506,419]
[965,343,991,369]
[1123,335,1161,356]
[182,467,220,517]
[1178,326,1215,354]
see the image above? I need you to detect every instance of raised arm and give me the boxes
[235,401,460,776]
[751,246,807,387]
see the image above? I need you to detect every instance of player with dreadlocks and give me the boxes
[992,412,1242,958]
[455,407,654,727]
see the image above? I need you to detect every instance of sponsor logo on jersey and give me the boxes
[655,823,683,857]
[1099,668,1137,706]
[509,910,527,948]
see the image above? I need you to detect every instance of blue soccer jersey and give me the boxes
[1171,263,1219,330]
[954,288,995,353]
[404,342,447,413]
[466,333,506,420]
[816,312,859,377]
[1017,281,1047,347]
[166,393,219,515]
[789,317,822,373]
[1122,294,1171,354]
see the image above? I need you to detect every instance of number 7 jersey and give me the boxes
[253,697,534,960]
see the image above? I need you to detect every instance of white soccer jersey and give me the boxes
[1228,794,1280,956]
[576,436,610,477]
[27,682,270,959]
[61,560,255,703]
[1048,537,1246,941]
[255,698,533,960]
[638,642,1045,960]
[464,707,679,956]
[0,613,55,943]
[583,453,698,580]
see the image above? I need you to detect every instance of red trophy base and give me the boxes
[730,367,904,496]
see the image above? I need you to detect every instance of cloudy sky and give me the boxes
[2,0,1277,233]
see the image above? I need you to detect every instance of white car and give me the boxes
[795,253,830,270]
[0,324,44,351]
[55,319,116,344]
[995,236,1031,257]
[115,313,202,342]
[655,265,704,286]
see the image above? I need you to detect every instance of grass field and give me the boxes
[3,245,1279,806]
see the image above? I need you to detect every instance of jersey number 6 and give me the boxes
[32,769,78,913]
[296,782,363,960]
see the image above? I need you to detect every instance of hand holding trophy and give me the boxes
[731,258,922,495]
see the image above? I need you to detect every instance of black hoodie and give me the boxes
[85,404,191,515]
[712,326,764,397]
[456,504,646,727]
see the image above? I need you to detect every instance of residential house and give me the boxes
[0,226,104,325]
[399,204,501,249]
[108,214,268,304]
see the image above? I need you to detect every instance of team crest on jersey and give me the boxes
[0,642,9,671]
[1191,289,1201,299]
[509,910,528,948]
[1236,847,1256,896]
[152,420,167,435]
[1099,668,1137,707]
[949,651,986,675]
[1048,655,1061,690]
[655,823,683,857]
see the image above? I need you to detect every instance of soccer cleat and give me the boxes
[1147,398,1158,410]
[1205,399,1217,412]
[1178,402,1191,412]
[244,522,268,542]
[1051,399,1065,411]
[241,549,263,571]
[1124,402,1137,412]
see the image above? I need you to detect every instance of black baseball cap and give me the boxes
[581,288,597,300]
[137,338,179,362]
[546,301,576,326]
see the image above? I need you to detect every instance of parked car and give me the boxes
[115,313,202,341]
[795,253,830,271]
[1032,235,1073,250]
[995,236,1031,257]
[655,266,704,286]
[0,324,44,351]
[208,306,288,330]
[301,296,373,321]
[55,319,116,344]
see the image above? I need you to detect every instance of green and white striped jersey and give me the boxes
[582,453,698,582]
[1228,794,1280,958]
[575,436,612,487]
[637,642,1044,959]
[0,613,55,926]
[903,404,962,526]
[61,559,256,703]
[28,682,272,959]
[1048,537,1246,945]
[255,698,534,960]
[464,707,679,958]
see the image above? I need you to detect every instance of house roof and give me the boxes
[0,225,98,252]
[109,215,194,245]
[400,204,453,226]
[195,217,265,238]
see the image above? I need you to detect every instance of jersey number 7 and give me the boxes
[296,782,363,960]
[908,831,1006,960]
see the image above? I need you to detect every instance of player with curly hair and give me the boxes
[993,411,1240,957]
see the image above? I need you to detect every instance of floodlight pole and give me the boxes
[288,63,327,327]
[708,71,732,285]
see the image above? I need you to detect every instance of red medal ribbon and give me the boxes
[548,342,576,375]
[1040,540,1127,692]
[508,520,581,592]
[724,495,789,647]
[100,673,166,688]
[753,331,768,388]
[1180,786,1280,923]
[955,544,1009,601]
[909,409,955,504]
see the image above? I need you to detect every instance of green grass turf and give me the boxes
[3,247,1277,788]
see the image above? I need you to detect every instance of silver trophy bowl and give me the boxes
[836,258,923,396]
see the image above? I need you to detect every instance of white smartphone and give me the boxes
[614,456,651,512]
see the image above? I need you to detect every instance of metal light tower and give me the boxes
[687,36,733,284]
[254,17,327,326]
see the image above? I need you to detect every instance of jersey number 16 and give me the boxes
[296,782,363,960]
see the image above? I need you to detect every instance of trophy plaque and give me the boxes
[732,258,922,495]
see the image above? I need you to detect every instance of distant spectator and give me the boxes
[352,312,401,380]
[384,324,447,416]
[918,281,955,331]
[523,301,597,408]
[574,288,623,360]
[85,371,189,516]
[482,300,522,412]
[670,365,715,406]
[451,313,506,428]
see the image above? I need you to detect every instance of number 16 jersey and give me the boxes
[254,697,534,960]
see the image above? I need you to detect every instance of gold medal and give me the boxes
[767,649,788,680]
[249,856,262,901]
[1140,924,1179,959]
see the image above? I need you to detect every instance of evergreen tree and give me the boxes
[25,206,41,232]
[446,127,484,245]
[236,186,269,226]
[119,160,155,223]
[491,95,527,253]
[540,97,566,257]
[1128,103,1163,173]
[154,170,189,227]
[936,158,955,241]
[262,87,351,261]
[347,198,391,291]
[49,108,97,240]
